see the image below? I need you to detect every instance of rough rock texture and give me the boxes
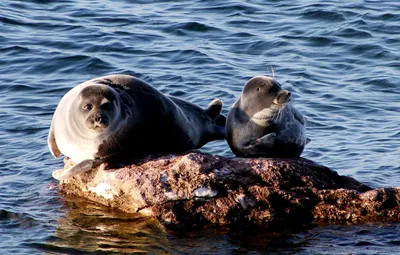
[58,152,400,229]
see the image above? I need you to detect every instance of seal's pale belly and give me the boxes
[56,131,100,163]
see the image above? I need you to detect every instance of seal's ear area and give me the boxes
[48,125,61,158]
[206,98,223,120]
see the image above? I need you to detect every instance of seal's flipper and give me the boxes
[52,158,103,180]
[254,133,276,147]
[48,124,61,158]
[52,169,66,180]
[206,98,223,121]
[215,114,226,127]
[243,133,276,151]
[306,137,311,144]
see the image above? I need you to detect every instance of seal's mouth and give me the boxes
[279,97,291,107]
[86,114,109,131]
[92,124,107,131]
[273,90,291,107]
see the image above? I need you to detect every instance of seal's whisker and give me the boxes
[271,66,275,79]
[110,132,123,151]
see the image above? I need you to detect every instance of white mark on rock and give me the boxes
[165,192,178,200]
[160,173,168,183]
[88,182,117,200]
[139,208,154,216]
[360,190,378,200]
[236,194,255,210]
[213,167,232,177]
[193,187,218,198]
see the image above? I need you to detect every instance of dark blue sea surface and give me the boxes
[1,0,400,254]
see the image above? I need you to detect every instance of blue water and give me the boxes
[1,0,400,254]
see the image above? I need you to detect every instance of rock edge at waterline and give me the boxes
[58,152,400,229]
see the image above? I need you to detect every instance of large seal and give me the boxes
[48,74,226,179]
[226,75,309,158]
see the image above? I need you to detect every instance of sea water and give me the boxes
[1,0,400,254]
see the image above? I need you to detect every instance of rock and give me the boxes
[58,152,400,230]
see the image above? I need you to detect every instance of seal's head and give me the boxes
[240,76,291,117]
[48,78,129,163]
[76,85,121,132]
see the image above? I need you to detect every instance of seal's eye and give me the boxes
[256,87,260,92]
[83,104,93,111]
[101,102,113,111]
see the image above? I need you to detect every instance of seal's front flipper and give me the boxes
[243,133,276,152]
[206,98,223,121]
[254,133,276,147]
[52,158,103,180]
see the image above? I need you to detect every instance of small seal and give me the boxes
[226,75,309,158]
[48,74,226,180]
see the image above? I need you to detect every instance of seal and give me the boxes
[48,74,226,180]
[226,75,309,158]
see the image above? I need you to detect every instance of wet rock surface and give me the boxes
[58,152,400,229]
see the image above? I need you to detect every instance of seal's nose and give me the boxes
[287,91,292,101]
[94,114,108,124]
